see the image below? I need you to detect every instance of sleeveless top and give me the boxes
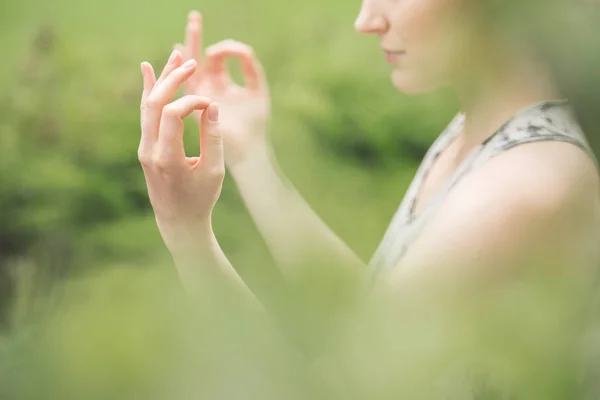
[368,99,597,279]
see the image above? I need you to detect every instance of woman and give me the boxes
[138,3,600,304]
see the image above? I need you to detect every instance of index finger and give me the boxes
[141,59,197,149]
[156,95,212,166]
[205,41,266,91]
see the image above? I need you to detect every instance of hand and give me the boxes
[139,50,224,253]
[174,11,271,167]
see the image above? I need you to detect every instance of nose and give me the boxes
[354,4,388,34]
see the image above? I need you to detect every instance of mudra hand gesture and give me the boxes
[139,51,224,254]
[175,10,271,167]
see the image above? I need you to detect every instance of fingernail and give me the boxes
[183,59,197,69]
[208,103,219,121]
[168,50,178,64]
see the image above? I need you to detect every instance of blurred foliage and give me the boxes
[0,0,599,398]
[0,0,458,308]
[0,261,598,399]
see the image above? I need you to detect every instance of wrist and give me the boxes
[162,217,215,256]
[227,140,275,178]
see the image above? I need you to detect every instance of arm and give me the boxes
[136,53,383,392]
[138,51,260,308]
[176,12,366,282]
[379,141,600,300]
[168,222,260,307]
[228,143,365,280]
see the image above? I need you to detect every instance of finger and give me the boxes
[147,59,198,110]
[204,40,240,89]
[181,10,203,90]
[239,49,267,92]
[155,50,183,88]
[175,43,199,91]
[174,43,185,55]
[142,59,197,150]
[205,40,266,91]
[140,62,158,148]
[156,95,212,167]
[140,62,156,103]
[199,102,224,170]
[185,10,203,66]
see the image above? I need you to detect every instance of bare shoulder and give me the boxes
[432,139,600,269]
[397,139,600,281]
[387,103,600,289]
[456,140,600,221]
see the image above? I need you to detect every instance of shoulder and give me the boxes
[458,101,599,229]
[385,103,600,291]
[394,136,600,284]
[460,138,599,222]
[444,135,600,249]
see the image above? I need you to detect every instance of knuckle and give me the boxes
[205,43,220,55]
[187,95,210,105]
[162,104,179,118]
[207,132,222,144]
[144,96,162,111]
[241,44,254,54]
[229,40,253,55]
[209,165,226,179]
[152,153,172,171]
[138,150,151,166]
[228,39,252,52]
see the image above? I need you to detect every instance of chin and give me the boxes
[390,68,440,95]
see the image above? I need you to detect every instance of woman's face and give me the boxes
[355,0,482,94]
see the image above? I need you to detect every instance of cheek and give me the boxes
[391,0,452,50]
[390,0,468,86]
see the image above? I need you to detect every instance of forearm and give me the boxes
[228,143,365,280]
[168,222,260,308]
[167,222,347,372]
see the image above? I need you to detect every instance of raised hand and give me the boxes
[139,50,224,253]
[175,11,271,167]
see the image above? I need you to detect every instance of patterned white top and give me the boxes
[368,99,597,279]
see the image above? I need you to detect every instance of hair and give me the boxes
[480,0,600,157]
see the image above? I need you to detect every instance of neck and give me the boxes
[452,50,563,145]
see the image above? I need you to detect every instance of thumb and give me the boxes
[199,102,224,170]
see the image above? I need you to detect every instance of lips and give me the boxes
[383,50,406,63]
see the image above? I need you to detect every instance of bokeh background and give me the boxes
[1,0,599,398]
[0,0,459,301]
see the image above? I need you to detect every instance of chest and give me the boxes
[411,136,472,217]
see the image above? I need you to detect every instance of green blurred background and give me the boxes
[0,1,459,397]
[1,0,599,398]
[0,0,457,311]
